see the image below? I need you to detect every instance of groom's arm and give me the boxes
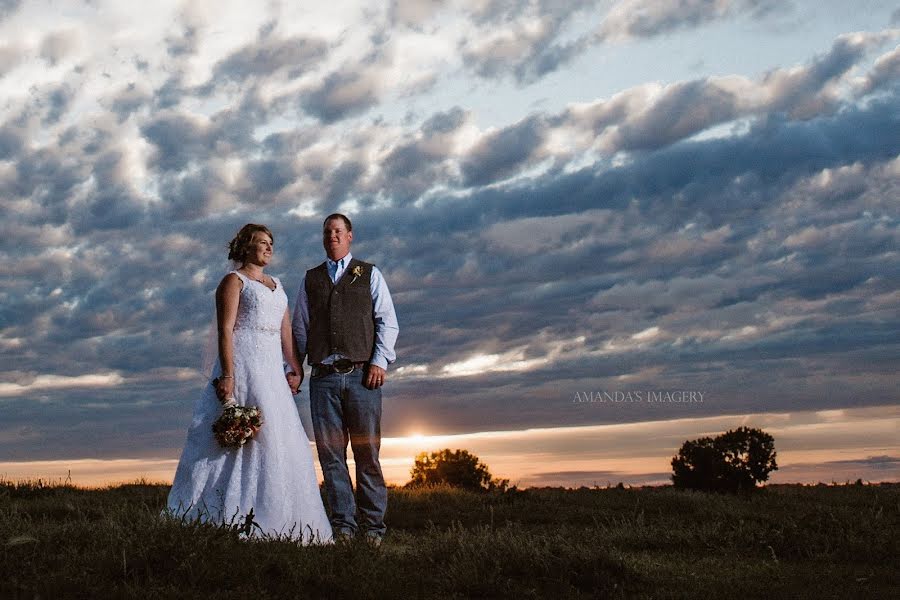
[281,308,303,393]
[364,267,398,390]
[369,266,398,370]
[292,275,310,366]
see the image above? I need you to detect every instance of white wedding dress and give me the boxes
[166,270,333,543]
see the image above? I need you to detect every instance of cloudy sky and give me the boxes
[1,0,898,487]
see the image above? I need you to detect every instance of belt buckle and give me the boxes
[332,359,355,374]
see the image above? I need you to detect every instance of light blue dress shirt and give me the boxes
[292,253,399,369]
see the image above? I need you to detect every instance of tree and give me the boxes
[670,436,724,491]
[407,448,508,492]
[671,427,778,492]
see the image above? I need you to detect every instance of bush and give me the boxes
[407,449,509,492]
[671,426,778,492]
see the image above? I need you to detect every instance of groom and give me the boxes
[290,213,399,544]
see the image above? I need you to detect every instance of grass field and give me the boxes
[1,479,897,599]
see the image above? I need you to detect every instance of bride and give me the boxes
[166,224,333,543]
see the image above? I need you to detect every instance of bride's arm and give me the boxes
[214,273,242,402]
[281,308,303,392]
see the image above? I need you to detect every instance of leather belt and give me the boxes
[312,360,368,377]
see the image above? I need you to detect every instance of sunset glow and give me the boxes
[4,405,896,489]
[1,1,897,491]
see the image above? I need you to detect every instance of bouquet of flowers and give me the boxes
[212,399,263,449]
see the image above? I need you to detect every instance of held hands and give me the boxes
[286,370,303,395]
[364,364,387,390]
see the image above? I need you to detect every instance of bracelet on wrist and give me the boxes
[220,375,234,380]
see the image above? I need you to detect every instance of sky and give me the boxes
[1,0,898,487]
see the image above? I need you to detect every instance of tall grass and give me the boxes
[1,480,897,598]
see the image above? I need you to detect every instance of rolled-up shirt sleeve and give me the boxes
[369,266,399,369]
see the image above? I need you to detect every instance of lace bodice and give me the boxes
[231,271,286,333]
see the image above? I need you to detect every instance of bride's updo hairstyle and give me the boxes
[228,223,274,263]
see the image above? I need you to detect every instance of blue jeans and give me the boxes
[309,368,387,538]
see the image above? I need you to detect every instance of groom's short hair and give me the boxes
[323,213,352,232]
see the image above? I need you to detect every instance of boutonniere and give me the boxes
[350,265,364,284]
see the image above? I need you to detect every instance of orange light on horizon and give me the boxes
[2,405,898,488]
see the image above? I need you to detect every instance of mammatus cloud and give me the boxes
[459,0,599,83]
[205,33,328,89]
[434,31,897,190]
[560,31,899,156]
[0,41,23,77]
[0,0,21,20]
[598,0,786,42]
[165,24,199,59]
[386,0,603,83]
[301,68,385,123]
[460,115,548,185]
[859,43,900,94]
[39,29,82,66]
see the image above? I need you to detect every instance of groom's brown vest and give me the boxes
[305,258,375,365]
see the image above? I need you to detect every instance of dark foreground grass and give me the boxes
[1,480,897,599]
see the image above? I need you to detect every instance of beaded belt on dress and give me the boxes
[234,326,280,334]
